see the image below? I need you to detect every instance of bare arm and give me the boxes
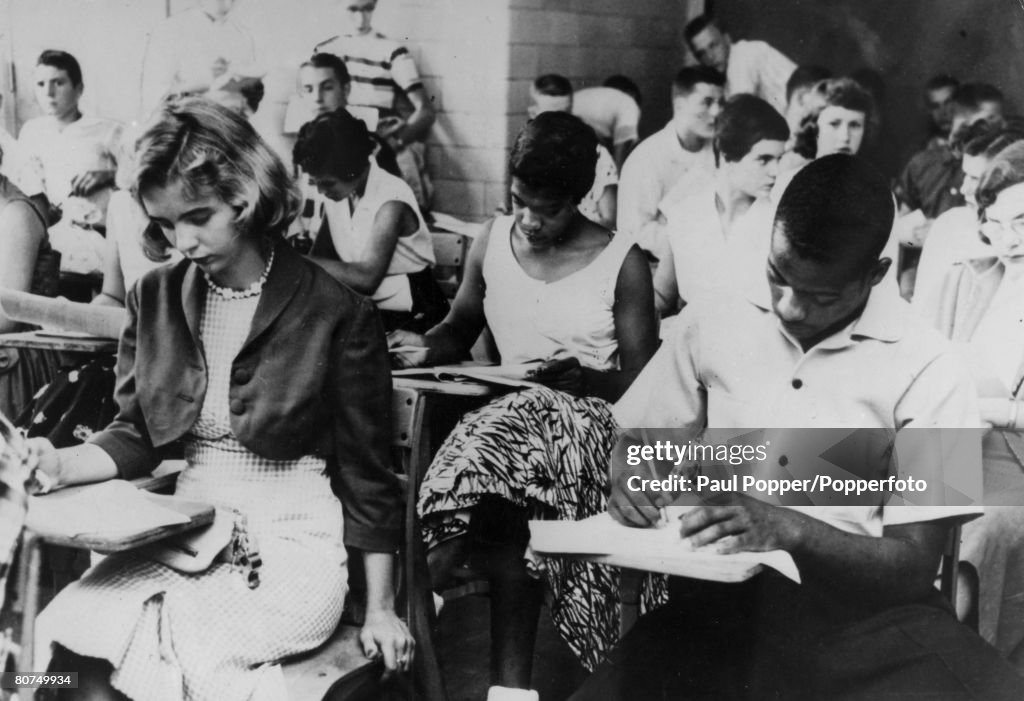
[93,233,127,307]
[596,184,617,231]
[308,200,416,294]
[27,439,119,490]
[395,86,435,145]
[360,551,414,673]
[0,201,46,333]
[582,245,658,402]
[652,241,682,316]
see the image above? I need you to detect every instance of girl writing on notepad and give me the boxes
[26,98,412,701]
[390,111,657,698]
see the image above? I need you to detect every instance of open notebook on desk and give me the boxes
[26,479,214,553]
[530,507,800,584]
[392,361,543,390]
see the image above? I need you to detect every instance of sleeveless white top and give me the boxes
[482,215,631,371]
[319,160,434,310]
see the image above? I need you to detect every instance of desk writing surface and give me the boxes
[27,481,214,553]
[392,375,495,397]
[0,330,118,354]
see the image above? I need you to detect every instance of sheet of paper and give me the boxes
[392,362,544,389]
[27,479,190,539]
[529,510,800,583]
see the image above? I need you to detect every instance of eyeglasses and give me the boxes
[980,215,1024,240]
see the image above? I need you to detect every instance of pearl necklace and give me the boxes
[204,247,275,300]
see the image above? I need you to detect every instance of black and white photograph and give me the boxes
[0,0,1021,699]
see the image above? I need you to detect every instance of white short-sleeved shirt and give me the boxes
[313,160,433,311]
[140,8,258,114]
[913,206,990,310]
[614,284,983,536]
[578,144,618,225]
[726,40,796,115]
[617,124,715,253]
[18,115,123,224]
[572,87,640,146]
[659,182,774,306]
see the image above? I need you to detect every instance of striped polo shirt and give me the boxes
[314,32,424,115]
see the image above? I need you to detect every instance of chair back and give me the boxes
[429,232,468,299]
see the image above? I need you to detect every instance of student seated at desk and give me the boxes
[292,108,447,332]
[18,50,122,275]
[918,141,1024,673]
[390,111,657,700]
[0,159,60,419]
[27,99,412,701]
[654,94,788,316]
[528,73,618,229]
[571,155,1022,700]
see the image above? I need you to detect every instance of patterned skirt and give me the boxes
[417,387,667,671]
[37,438,347,701]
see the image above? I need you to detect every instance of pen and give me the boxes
[659,506,668,526]
[388,345,429,353]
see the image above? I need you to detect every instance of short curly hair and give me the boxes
[509,111,598,205]
[792,78,874,160]
[132,98,300,260]
[714,94,789,165]
[293,109,375,180]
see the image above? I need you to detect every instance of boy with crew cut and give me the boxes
[617,66,724,257]
[570,154,1022,700]
[685,14,795,115]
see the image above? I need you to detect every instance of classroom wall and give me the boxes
[1,0,692,220]
[714,0,1024,178]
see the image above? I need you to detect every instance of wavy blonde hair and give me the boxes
[132,98,299,260]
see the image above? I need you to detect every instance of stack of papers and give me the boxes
[530,509,800,583]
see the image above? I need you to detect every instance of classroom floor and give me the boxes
[436,593,588,701]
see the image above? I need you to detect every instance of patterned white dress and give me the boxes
[37,282,347,701]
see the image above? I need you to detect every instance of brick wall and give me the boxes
[508,0,688,138]
[379,0,512,221]
[382,0,690,221]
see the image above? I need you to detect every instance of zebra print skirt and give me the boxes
[417,386,667,670]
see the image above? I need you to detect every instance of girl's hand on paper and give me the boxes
[526,356,585,396]
[25,438,62,493]
[679,491,803,553]
[386,330,429,369]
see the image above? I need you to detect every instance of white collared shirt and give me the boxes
[617,124,715,253]
[726,40,796,115]
[615,284,983,535]
[658,182,774,307]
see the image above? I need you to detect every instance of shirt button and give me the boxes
[229,399,245,415]
[792,379,803,389]
[233,368,253,385]
[779,455,789,467]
